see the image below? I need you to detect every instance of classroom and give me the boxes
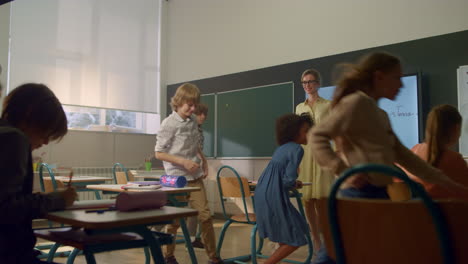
[1,0,468,264]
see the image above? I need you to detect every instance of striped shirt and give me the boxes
[155,111,203,180]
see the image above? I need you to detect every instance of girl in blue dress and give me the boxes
[255,113,313,264]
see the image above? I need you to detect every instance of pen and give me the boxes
[85,207,117,213]
[67,170,74,188]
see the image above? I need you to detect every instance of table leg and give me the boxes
[179,218,198,264]
[135,226,165,264]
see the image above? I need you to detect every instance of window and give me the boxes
[63,105,159,134]
[9,0,161,126]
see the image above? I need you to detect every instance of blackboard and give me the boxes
[216,82,294,157]
[200,94,215,157]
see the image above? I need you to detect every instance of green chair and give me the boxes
[321,163,453,264]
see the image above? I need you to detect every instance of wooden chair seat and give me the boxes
[231,213,256,222]
[317,198,468,264]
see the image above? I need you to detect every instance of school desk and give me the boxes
[86,184,201,262]
[130,169,165,180]
[37,205,198,264]
[43,176,112,199]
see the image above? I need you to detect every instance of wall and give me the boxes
[33,131,156,168]
[165,0,468,84]
[0,3,10,102]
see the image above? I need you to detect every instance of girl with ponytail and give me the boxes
[310,51,466,199]
[406,104,468,200]
[309,52,467,264]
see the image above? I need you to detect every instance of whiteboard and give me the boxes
[315,74,421,149]
[457,65,468,156]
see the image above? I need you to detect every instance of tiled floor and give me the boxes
[36,219,312,264]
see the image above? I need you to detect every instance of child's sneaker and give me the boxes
[164,256,179,264]
[191,238,205,249]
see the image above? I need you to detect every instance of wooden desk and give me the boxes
[86,184,200,195]
[131,169,165,180]
[42,176,112,199]
[86,184,201,263]
[44,206,198,264]
[49,176,112,184]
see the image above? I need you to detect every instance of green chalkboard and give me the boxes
[200,94,215,157]
[216,82,294,157]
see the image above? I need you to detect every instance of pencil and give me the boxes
[67,170,74,188]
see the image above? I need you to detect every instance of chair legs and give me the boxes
[46,243,61,262]
[251,224,258,264]
[66,249,81,264]
[216,219,233,258]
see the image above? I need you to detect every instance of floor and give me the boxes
[35,219,312,264]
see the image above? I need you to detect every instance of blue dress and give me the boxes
[254,142,309,246]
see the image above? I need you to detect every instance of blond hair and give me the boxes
[425,104,462,166]
[170,83,200,111]
[301,68,321,84]
[332,52,401,107]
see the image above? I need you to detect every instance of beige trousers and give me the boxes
[165,178,217,259]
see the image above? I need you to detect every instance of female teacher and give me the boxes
[295,68,334,254]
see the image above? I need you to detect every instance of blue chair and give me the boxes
[320,164,453,264]
[216,165,261,264]
[112,163,129,184]
[216,165,314,264]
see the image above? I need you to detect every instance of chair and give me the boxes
[317,163,455,264]
[216,165,262,264]
[38,163,64,193]
[112,163,130,184]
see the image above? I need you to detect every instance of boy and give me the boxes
[0,83,77,263]
[187,103,209,249]
[155,83,223,264]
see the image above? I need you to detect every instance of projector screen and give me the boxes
[315,74,421,149]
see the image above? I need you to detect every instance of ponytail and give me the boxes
[425,104,462,166]
[331,52,401,107]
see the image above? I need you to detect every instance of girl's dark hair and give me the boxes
[1,83,68,141]
[276,113,313,145]
[425,104,462,166]
[331,52,401,107]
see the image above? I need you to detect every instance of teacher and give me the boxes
[295,68,333,254]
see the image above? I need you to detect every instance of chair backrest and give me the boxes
[115,170,135,184]
[219,176,251,198]
[38,163,64,192]
[216,165,254,223]
[320,163,454,264]
[112,163,129,184]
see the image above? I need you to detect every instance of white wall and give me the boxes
[33,131,156,168]
[0,3,10,102]
[164,0,468,84]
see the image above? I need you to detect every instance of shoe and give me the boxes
[207,257,224,264]
[164,256,179,264]
[192,238,205,249]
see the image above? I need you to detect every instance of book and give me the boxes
[121,183,162,190]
